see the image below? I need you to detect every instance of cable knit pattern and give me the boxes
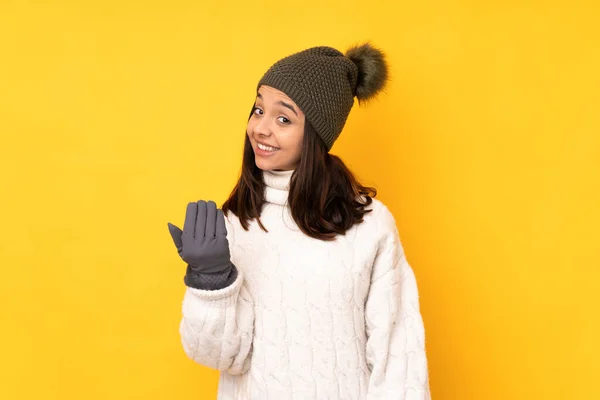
[180,169,431,399]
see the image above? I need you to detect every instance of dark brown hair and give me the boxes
[222,118,377,241]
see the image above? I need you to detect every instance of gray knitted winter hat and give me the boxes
[257,42,389,151]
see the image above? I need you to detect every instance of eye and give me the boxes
[278,116,291,124]
[253,106,263,115]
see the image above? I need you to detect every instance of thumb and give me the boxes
[167,222,183,253]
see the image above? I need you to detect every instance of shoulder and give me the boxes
[356,198,406,267]
[361,197,399,238]
[222,209,242,241]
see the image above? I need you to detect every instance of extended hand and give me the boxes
[167,200,231,274]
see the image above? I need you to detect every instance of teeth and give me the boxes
[258,143,278,152]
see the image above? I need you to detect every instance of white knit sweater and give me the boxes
[179,169,431,399]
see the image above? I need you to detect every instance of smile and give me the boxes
[257,142,279,152]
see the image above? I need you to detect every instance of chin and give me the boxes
[254,157,289,171]
[254,157,275,171]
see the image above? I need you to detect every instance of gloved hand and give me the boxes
[167,200,232,274]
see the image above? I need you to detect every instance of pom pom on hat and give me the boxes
[345,42,389,103]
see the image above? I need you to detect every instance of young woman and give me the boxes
[168,43,431,399]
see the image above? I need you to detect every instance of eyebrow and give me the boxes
[256,93,298,116]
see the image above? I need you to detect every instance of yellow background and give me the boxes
[1,1,598,399]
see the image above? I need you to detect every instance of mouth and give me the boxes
[256,142,280,152]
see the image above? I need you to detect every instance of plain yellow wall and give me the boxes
[1,1,599,399]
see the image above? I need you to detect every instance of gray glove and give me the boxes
[168,200,233,274]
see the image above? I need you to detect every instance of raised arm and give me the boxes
[168,200,254,374]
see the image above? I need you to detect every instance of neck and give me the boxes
[263,169,294,206]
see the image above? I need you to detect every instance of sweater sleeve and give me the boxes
[179,265,254,375]
[364,206,431,399]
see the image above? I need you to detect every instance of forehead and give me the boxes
[257,85,294,102]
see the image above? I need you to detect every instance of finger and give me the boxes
[183,202,197,239]
[167,223,183,252]
[216,209,227,236]
[205,201,217,237]
[195,200,207,238]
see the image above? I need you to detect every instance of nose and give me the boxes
[253,116,273,138]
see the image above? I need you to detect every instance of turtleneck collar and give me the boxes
[263,169,294,206]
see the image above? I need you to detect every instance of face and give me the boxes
[247,85,305,171]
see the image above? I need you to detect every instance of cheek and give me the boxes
[292,129,304,153]
[293,136,304,154]
[278,132,303,163]
[277,131,303,153]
